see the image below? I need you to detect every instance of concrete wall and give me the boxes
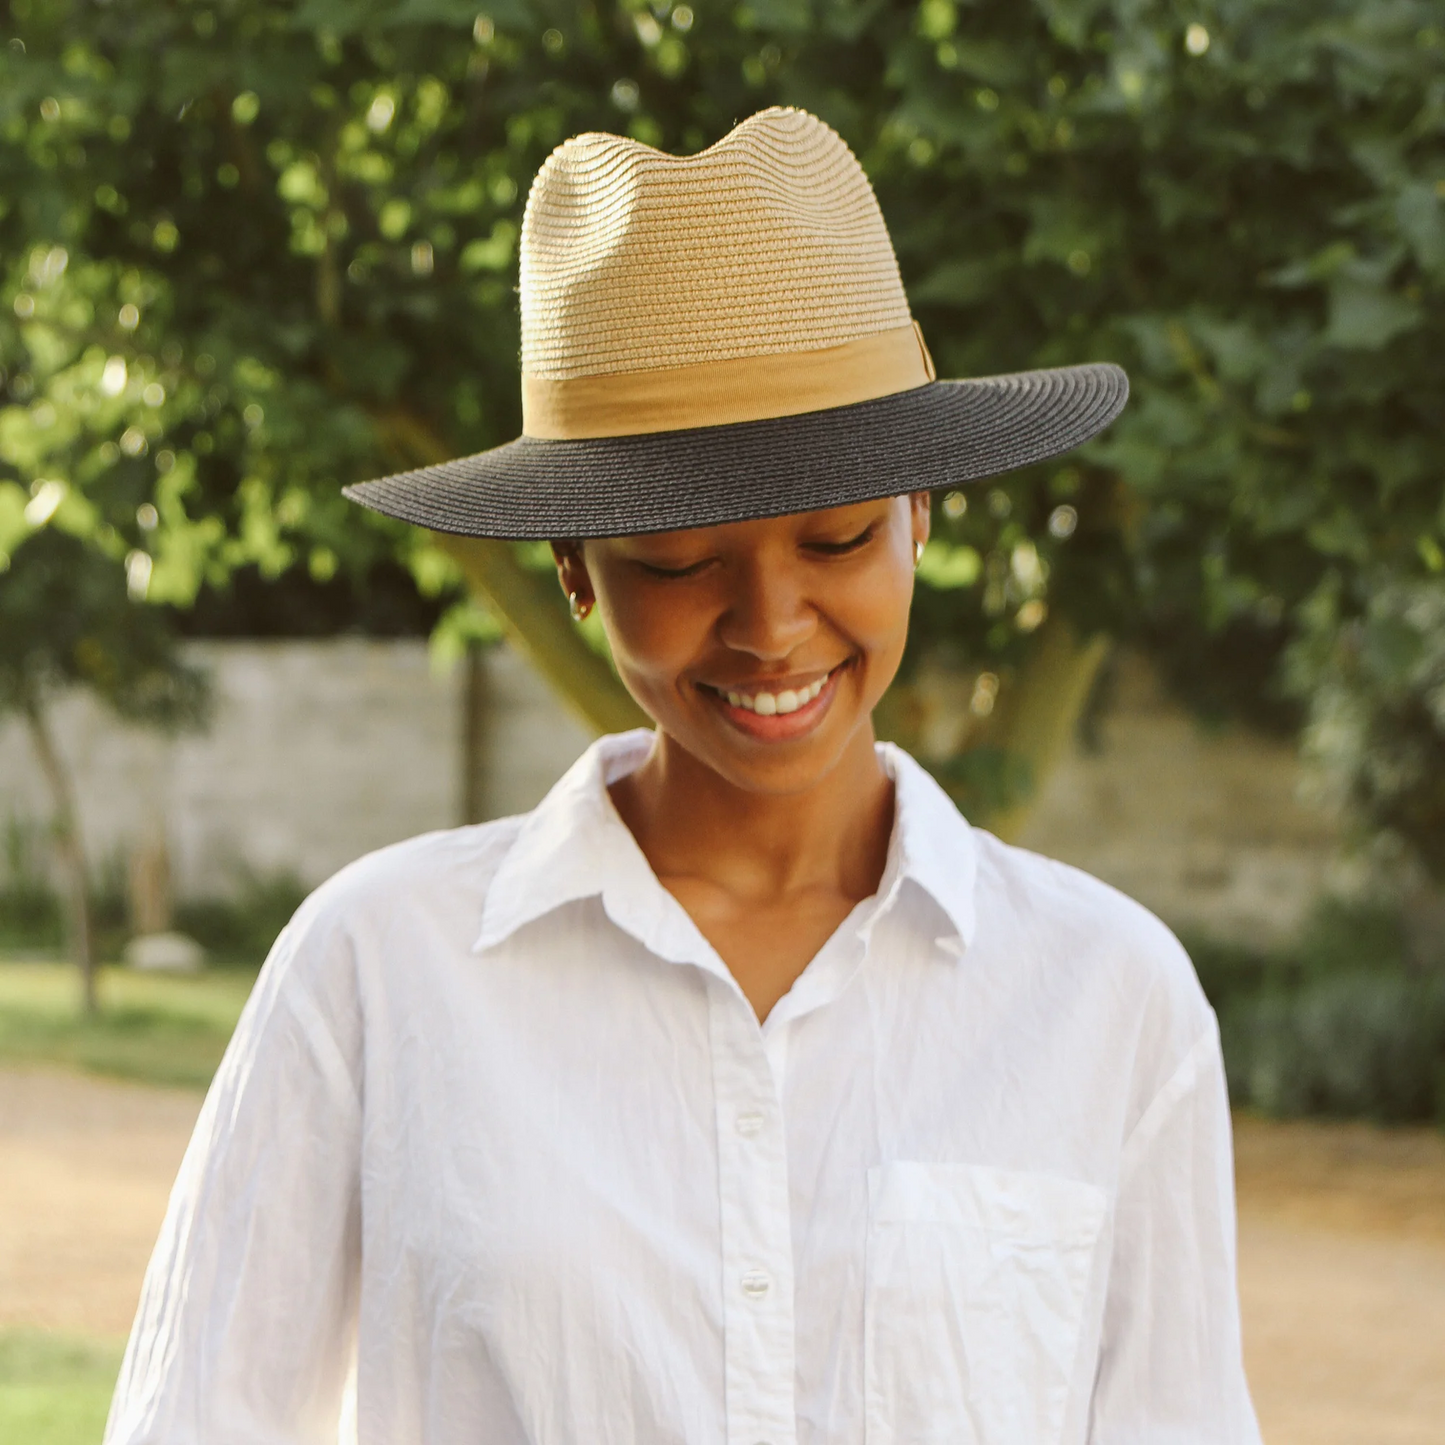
[1016,653,1343,943]
[0,638,1340,941]
[472,642,596,820]
[0,640,591,901]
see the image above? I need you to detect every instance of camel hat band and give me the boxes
[344,107,1128,539]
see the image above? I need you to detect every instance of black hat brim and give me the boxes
[343,362,1127,539]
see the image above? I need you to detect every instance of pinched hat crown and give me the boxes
[518,107,935,439]
[344,107,1128,540]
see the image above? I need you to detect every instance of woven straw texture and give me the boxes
[520,107,911,379]
[347,364,1129,539]
[345,107,1132,537]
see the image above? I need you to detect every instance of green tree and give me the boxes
[0,530,207,1010]
[1,0,1441,870]
[0,242,212,1007]
[1287,572,1445,928]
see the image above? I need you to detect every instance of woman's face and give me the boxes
[553,494,930,796]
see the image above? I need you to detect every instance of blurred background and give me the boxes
[1,0,1443,1440]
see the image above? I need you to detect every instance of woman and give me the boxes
[106,109,1259,1444]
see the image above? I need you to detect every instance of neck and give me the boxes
[610,724,895,906]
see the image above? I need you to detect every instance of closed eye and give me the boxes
[807,525,875,556]
[636,557,714,579]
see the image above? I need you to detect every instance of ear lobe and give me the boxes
[911,490,932,547]
[551,540,595,610]
[551,542,573,597]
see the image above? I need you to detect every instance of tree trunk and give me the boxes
[22,693,97,1014]
[376,411,647,739]
[435,534,650,737]
[873,620,1110,839]
[461,641,491,825]
[982,619,1112,843]
[1402,881,1445,972]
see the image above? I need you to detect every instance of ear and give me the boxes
[909,492,932,549]
[550,540,595,610]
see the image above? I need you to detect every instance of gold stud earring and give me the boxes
[913,539,925,568]
[568,591,593,623]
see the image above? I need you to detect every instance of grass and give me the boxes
[0,1331,125,1445]
[0,959,258,1091]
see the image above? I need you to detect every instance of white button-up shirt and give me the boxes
[107,731,1260,1445]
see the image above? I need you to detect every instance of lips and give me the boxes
[697,662,847,739]
[719,673,829,716]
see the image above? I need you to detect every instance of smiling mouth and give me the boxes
[698,661,847,719]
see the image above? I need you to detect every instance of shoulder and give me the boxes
[969,829,1214,1074]
[216,818,530,1089]
[975,832,1192,976]
[315,815,525,913]
[262,816,528,995]
[295,815,526,940]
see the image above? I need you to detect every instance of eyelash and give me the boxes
[639,559,711,579]
[637,526,875,578]
[809,525,874,556]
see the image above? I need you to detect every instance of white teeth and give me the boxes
[720,670,833,714]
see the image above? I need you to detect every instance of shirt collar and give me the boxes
[872,741,978,953]
[474,730,978,959]
[474,729,669,952]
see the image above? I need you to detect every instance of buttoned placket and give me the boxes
[595,872,806,1445]
[704,878,905,1445]
[709,977,798,1445]
[493,739,929,1445]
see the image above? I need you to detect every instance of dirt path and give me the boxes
[0,1068,201,1337]
[1233,1116,1445,1444]
[2,1068,1443,1440]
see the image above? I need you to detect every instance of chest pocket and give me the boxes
[864,1162,1106,1445]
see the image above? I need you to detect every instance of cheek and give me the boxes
[836,566,916,662]
[596,585,709,692]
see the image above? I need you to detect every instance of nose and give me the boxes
[715,556,816,662]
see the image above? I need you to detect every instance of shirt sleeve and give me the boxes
[104,908,363,1445]
[1088,1025,1263,1445]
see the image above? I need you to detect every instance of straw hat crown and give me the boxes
[519,107,913,381]
[344,107,1128,540]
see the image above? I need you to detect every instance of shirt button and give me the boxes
[735,1110,765,1136]
[740,1269,771,1299]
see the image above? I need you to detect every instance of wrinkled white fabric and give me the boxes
[106,730,1260,1445]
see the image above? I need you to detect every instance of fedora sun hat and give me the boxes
[344,107,1127,539]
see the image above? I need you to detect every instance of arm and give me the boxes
[105,911,363,1445]
[1089,1026,1263,1445]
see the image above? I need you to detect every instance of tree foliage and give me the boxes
[1,0,1442,866]
[0,520,209,1010]
[0,526,209,724]
[1289,574,1445,880]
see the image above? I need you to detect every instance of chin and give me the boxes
[724,741,854,794]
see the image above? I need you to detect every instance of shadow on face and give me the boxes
[552,494,931,796]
